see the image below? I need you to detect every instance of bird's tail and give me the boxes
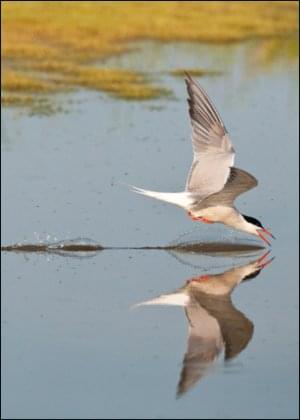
[129,185,194,209]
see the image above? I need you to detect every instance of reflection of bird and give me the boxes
[136,251,274,397]
[130,74,274,246]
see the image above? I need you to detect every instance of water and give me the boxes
[1,40,299,419]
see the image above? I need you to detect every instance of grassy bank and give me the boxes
[1,1,298,109]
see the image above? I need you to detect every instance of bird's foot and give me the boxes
[187,211,199,221]
[200,218,215,224]
[187,212,214,223]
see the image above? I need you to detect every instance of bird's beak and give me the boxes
[257,227,275,246]
[262,227,276,239]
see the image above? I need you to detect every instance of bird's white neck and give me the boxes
[224,211,258,236]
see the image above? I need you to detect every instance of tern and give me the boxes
[131,74,275,246]
[135,251,274,396]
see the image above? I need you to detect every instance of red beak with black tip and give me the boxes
[257,227,276,246]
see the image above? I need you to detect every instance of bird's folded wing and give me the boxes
[198,167,258,208]
[185,74,235,196]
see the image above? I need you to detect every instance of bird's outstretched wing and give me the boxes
[198,167,258,208]
[185,74,235,196]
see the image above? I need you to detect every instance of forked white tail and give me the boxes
[132,291,190,309]
[130,185,194,209]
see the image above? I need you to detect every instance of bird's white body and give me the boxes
[131,185,259,236]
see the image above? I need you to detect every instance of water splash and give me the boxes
[1,237,103,258]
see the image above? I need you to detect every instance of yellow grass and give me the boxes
[1,93,35,107]
[169,68,223,77]
[2,69,67,92]
[1,1,298,108]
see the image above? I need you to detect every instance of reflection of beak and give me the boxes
[256,250,275,269]
[256,250,271,263]
[257,227,275,246]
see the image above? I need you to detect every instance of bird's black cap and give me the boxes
[243,269,261,282]
[242,214,263,228]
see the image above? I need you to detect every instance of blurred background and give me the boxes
[1,1,298,112]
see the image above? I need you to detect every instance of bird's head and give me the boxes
[242,214,275,246]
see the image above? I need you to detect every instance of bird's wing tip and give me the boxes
[184,71,193,82]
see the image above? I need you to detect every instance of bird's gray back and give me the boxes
[192,167,258,210]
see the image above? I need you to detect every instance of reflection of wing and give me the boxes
[192,291,254,361]
[197,167,258,209]
[218,308,254,360]
[177,290,253,396]
[177,300,223,397]
[185,74,235,196]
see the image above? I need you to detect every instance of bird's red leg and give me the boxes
[187,211,203,221]
[187,212,215,223]
[201,218,215,224]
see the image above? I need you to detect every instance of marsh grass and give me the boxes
[169,68,223,77]
[1,1,298,109]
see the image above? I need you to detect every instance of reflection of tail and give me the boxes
[129,185,194,209]
[133,291,189,308]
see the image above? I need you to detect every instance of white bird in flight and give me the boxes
[131,73,275,246]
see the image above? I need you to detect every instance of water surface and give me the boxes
[1,40,299,419]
